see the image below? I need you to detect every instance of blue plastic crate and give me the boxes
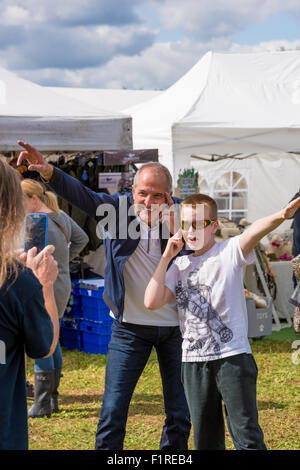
[81,295,110,322]
[61,318,82,351]
[80,318,113,336]
[64,293,82,318]
[80,320,112,355]
[71,279,81,296]
[79,279,105,299]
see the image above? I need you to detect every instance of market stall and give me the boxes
[0,66,162,353]
[125,50,300,224]
[125,50,300,332]
[0,66,132,152]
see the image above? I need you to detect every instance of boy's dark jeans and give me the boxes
[182,353,267,450]
[95,321,191,450]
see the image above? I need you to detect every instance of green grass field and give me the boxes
[26,327,300,450]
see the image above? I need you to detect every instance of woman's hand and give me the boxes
[20,245,58,286]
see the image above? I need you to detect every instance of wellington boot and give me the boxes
[51,369,62,413]
[28,370,54,418]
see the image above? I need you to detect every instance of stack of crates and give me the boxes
[79,279,113,354]
[60,280,83,351]
[61,278,113,354]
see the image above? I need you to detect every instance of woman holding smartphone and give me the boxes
[0,160,59,449]
[21,179,89,418]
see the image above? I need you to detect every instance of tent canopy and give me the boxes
[124,53,212,176]
[173,50,300,176]
[47,87,162,113]
[0,67,132,151]
[125,50,300,180]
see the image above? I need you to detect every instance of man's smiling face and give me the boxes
[132,167,169,226]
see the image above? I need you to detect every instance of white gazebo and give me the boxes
[125,50,300,223]
[0,67,132,152]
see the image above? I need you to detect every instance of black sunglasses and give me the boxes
[181,219,216,230]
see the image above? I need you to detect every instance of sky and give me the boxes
[0,0,300,90]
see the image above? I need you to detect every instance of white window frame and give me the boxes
[212,170,249,221]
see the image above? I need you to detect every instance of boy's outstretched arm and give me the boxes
[240,196,300,258]
[144,232,183,310]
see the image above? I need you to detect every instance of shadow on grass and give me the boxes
[57,392,165,418]
[257,400,287,410]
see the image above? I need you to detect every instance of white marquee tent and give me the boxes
[47,87,162,113]
[0,67,132,152]
[125,50,300,223]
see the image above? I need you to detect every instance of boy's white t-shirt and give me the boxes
[165,235,254,362]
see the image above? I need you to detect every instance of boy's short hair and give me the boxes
[181,193,218,220]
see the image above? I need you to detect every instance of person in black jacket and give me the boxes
[17,141,191,451]
[0,159,59,449]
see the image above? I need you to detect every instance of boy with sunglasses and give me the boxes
[145,193,300,450]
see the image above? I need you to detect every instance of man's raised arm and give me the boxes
[18,141,54,180]
[17,141,117,219]
[240,196,300,258]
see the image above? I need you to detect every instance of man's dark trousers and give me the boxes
[95,321,191,450]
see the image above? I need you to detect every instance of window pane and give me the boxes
[198,176,209,194]
[213,171,248,223]
[215,172,230,190]
[218,212,230,221]
[234,177,247,189]
[214,196,230,210]
[232,192,247,209]
[231,172,242,188]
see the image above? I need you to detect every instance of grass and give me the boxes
[26,327,300,450]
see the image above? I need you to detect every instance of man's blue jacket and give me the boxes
[46,167,186,323]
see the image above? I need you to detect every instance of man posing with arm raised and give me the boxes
[17,141,191,451]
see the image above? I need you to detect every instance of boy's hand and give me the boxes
[282,196,300,219]
[240,196,300,258]
[17,141,54,180]
[163,230,184,260]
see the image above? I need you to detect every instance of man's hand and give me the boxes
[17,141,54,180]
[161,192,180,234]
[21,245,58,286]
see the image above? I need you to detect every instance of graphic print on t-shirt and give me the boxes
[175,270,233,357]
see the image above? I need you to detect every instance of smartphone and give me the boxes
[24,213,48,253]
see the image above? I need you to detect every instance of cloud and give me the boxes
[0,0,142,26]
[230,38,300,53]
[0,0,156,71]
[19,35,300,92]
[18,36,232,89]
[150,0,300,39]
[0,0,300,91]
[0,23,156,70]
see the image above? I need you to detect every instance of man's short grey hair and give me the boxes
[133,162,173,193]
